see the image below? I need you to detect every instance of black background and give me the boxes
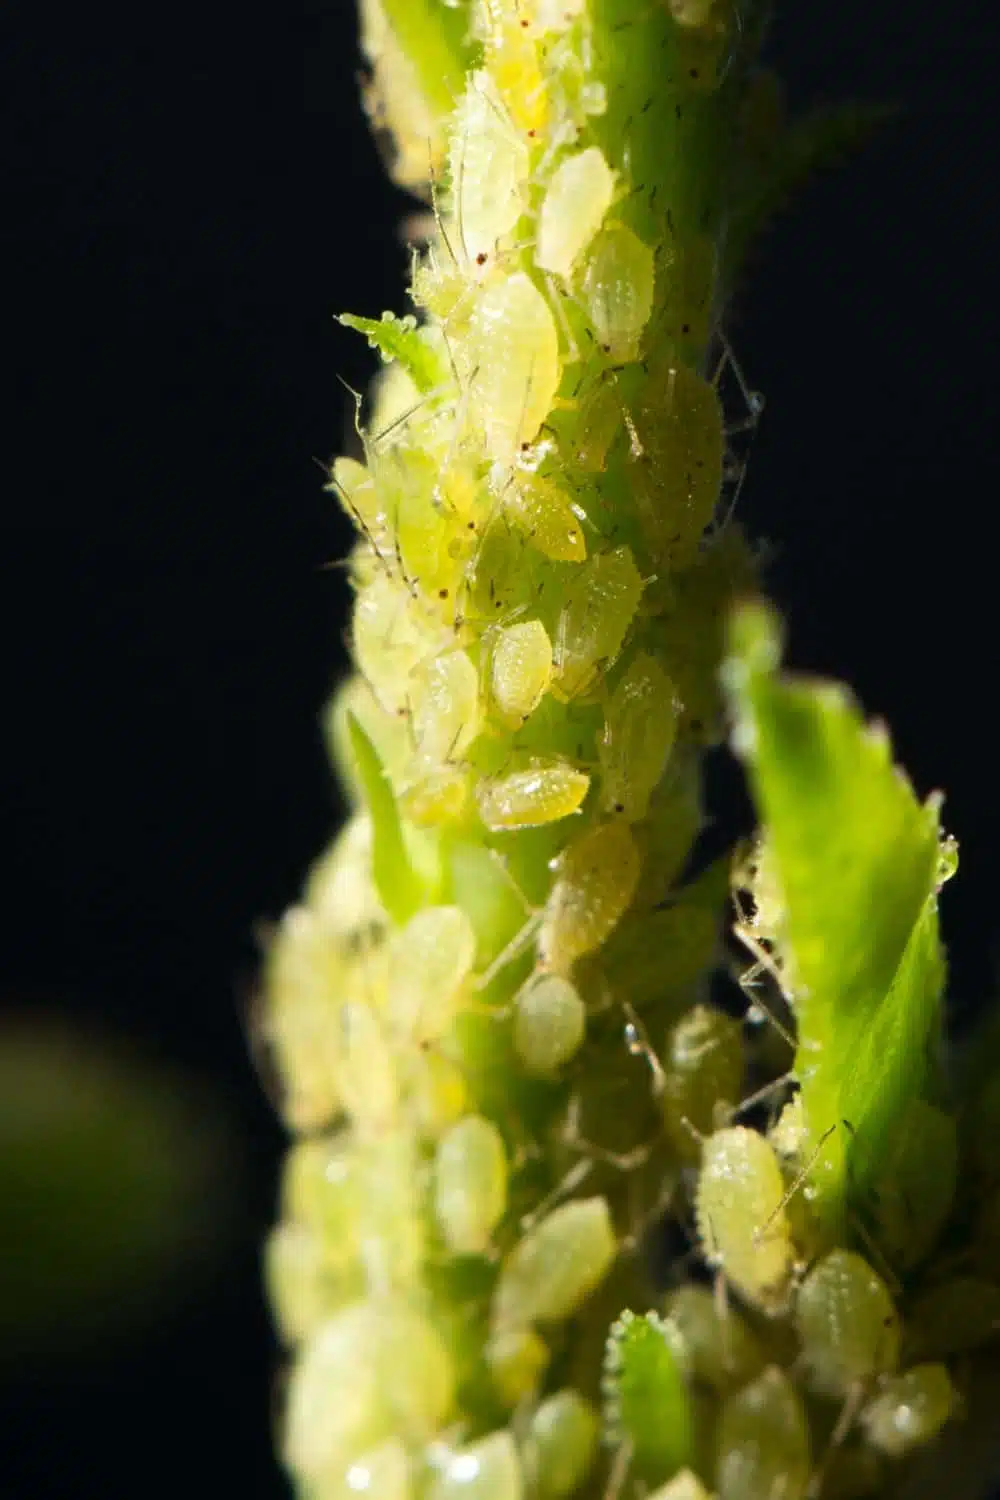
[2,1,999,1496]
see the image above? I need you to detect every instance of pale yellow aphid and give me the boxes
[403,1046,469,1141]
[860,1364,955,1458]
[434,1114,509,1255]
[450,71,530,267]
[540,819,641,973]
[485,1326,551,1406]
[646,1472,712,1500]
[795,1249,900,1398]
[357,0,443,194]
[283,1299,453,1486]
[469,271,562,468]
[513,971,587,1074]
[266,1221,342,1346]
[353,570,435,718]
[413,649,481,768]
[537,147,616,281]
[330,455,392,561]
[490,618,554,727]
[386,905,477,1042]
[353,1128,425,1292]
[695,1125,796,1315]
[578,222,656,362]
[716,1366,812,1500]
[342,1439,412,1500]
[492,1196,616,1331]
[264,906,345,1132]
[554,546,645,700]
[600,651,679,820]
[402,767,471,827]
[476,759,591,831]
[337,999,400,1135]
[478,0,549,136]
[504,469,587,562]
[429,1431,524,1500]
[523,1390,600,1499]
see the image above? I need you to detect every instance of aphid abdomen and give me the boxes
[695,1126,795,1314]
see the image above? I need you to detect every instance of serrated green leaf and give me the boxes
[723,601,948,1228]
[603,1310,693,1484]
[346,712,425,925]
[339,312,447,395]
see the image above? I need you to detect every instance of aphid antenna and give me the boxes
[727,1072,796,1126]
[519,1155,594,1233]
[472,912,543,993]
[847,1208,903,1299]
[751,1123,837,1249]
[621,999,667,1096]
[602,1435,634,1500]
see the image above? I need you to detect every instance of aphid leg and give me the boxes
[806,1381,868,1500]
[602,1437,633,1500]
[472,911,543,994]
[725,1073,795,1127]
[544,272,581,363]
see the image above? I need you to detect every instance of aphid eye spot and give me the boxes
[476,252,488,265]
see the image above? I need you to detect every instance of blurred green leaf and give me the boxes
[723,601,947,1230]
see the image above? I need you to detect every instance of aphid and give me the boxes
[265,1221,343,1346]
[476,758,591,831]
[599,652,679,821]
[485,1325,551,1406]
[645,1471,712,1500]
[578,222,656,362]
[860,1364,955,1459]
[628,360,725,568]
[572,375,625,472]
[489,618,554,727]
[468,271,562,468]
[662,1284,766,1393]
[387,905,477,1042]
[337,999,401,1137]
[553,546,645,700]
[343,1439,412,1500]
[540,819,642,973]
[603,1309,694,1484]
[450,72,530,266]
[283,1299,454,1486]
[480,0,550,135]
[402,766,471,827]
[329,454,392,561]
[504,470,588,562]
[865,1099,957,1272]
[695,1125,796,1315]
[434,1114,509,1255]
[523,1390,600,1498]
[428,1431,524,1500]
[715,1366,812,1500]
[492,1196,616,1331]
[403,1045,470,1141]
[660,1005,744,1163]
[264,906,345,1131]
[537,147,616,281]
[413,648,481,769]
[903,1276,1000,1361]
[795,1250,900,1398]
[353,570,435,718]
[513,971,587,1074]
[357,0,445,194]
[353,1128,425,1292]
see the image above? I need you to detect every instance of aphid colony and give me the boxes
[260,2,991,1498]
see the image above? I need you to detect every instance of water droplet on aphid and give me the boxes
[624,1021,642,1054]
